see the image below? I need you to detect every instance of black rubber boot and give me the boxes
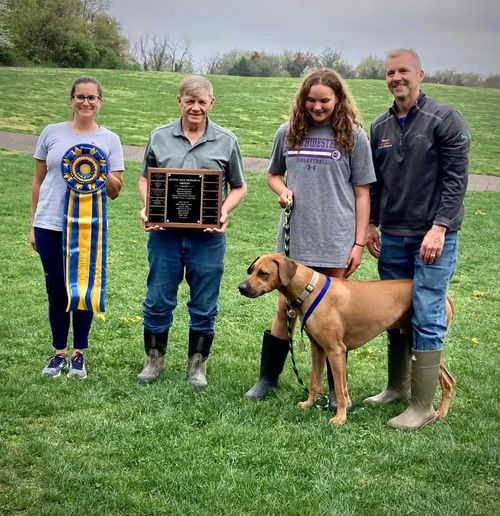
[326,353,353,412]
[245,330,289,399]
[187,329,214,388]
[137,328,169,384]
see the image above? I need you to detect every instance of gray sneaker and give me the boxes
[68,352,87,379]
[42,353,69,378]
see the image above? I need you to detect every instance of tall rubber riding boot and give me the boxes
[245,330,289,399]
[387,350,441,430]
[137,329,169,384]
[327,353,353,412]
[364,330,411,404]
[187,329,214,388]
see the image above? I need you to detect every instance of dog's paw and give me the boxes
[297,400,315,409]
[435,407,447,420]
[328,415,347,426]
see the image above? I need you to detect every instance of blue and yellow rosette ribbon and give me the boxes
[61,143,109,312]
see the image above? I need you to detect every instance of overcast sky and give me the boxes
[109,0,499,76]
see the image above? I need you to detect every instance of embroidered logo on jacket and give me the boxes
[378,138,393,149]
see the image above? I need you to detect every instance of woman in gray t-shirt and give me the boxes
[31,76,124,380]
[245,68,376,404]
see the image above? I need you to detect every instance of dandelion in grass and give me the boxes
[120,315,143,323]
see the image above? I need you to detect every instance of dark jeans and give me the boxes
[35,227,93,350]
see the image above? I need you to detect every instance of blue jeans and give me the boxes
[143,230,226,334]
[35,227,93,350]
[378,232,458,351]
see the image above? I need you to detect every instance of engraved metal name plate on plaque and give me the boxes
[146,168,223,229]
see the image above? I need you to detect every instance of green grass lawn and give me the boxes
[0,149,499,515]
[0,67,499,174]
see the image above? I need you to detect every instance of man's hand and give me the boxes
[204,211,228,234]
[366,224,381,259]
[420,225,446,264]
[140,206,164,232]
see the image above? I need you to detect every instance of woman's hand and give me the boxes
[29,227,37,251]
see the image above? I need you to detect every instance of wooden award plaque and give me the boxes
[146,168,223,229]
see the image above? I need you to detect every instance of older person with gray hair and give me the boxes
[137,75,247,387]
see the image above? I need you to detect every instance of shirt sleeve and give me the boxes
[141,135,157,177]
[369,124,382,226]
[34,126,49,160]
[108,133,125,173]
[268,124,287,175]
[433,109,470,228]
[350,127,376,186]
[226,137,245,187]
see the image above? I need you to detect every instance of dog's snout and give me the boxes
[238,281,249,295]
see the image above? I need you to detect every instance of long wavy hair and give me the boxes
[286,68,362,153]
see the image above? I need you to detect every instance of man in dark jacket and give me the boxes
[366,48,470,430]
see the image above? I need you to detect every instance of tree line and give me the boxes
[1,0,498,89]
[0,0,132,69]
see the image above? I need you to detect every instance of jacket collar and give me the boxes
[389,91,427,118]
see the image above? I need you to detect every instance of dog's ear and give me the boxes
[275,255,297,286]
[246,256,260,274]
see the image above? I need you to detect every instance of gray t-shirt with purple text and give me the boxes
[269,122,375,268]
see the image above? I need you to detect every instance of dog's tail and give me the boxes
[445,294,455,326]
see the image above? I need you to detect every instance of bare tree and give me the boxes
[80,0,109,26]
[165,37,192,72]
[133,34,192,72]
[319,47,343,69]
[134,34,170,71]
[132,38,148,71]
[203,53,222,74]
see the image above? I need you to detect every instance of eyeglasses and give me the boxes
[72,94,101,104]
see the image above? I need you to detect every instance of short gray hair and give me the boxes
[179,75,213,98]
[386,48,422,71]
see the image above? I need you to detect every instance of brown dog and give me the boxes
[238,253,456,426]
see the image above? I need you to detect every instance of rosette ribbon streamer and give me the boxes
[61,143,109,312]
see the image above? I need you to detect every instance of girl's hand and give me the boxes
[278,188,293,208]
[344,245,364,278]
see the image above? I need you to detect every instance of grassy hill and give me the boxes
[0,67,499,174]
[0,147,498,514]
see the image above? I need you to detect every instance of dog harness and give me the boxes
[300,275,331,336]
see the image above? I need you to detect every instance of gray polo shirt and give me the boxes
[141,118,245,196]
